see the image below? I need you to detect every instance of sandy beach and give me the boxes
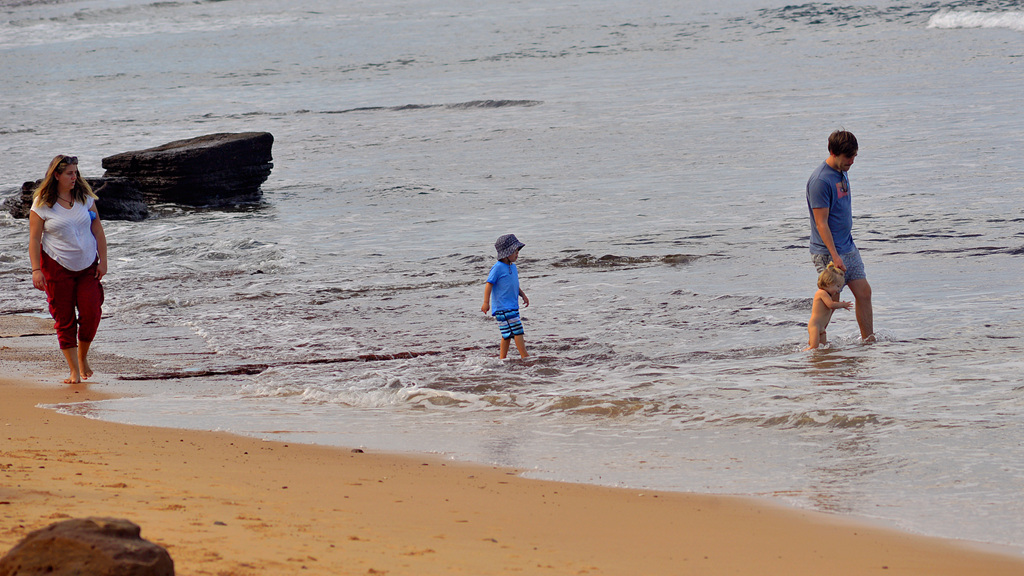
[3,322,1024,575]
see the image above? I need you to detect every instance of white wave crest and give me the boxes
[927,10,1024,32]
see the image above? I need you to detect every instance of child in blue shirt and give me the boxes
[481,234,530,359]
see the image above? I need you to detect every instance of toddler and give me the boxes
[481,234,530,359]
[805,262,853,350]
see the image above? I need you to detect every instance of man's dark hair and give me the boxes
[827,130,858,157]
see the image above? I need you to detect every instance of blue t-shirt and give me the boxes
[486,261,520,315]
[806,160,855,255]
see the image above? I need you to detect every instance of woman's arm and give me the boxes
[28,212,46,291]
[91,209,108,280]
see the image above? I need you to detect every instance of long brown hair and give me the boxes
[31,155,96,208]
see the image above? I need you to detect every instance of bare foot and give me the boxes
[862,334,877,343]
[78,341,94,379]
[61,347,83,385]
[80,358,93,380]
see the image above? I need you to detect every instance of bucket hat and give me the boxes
[495,234,526,260]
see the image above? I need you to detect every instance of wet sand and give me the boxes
[3,318,1024,575]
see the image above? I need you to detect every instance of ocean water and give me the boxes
[2,0,1024,551]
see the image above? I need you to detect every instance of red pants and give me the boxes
[41,251,104,350]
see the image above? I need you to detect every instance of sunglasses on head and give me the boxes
[58,155,78,165]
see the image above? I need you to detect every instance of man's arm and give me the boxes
[812,207,845,271]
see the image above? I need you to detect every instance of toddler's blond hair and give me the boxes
[817,262,845,290]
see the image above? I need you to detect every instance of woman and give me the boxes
[28,155,108,384]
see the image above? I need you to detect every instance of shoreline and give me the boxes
[3,328,1024,574]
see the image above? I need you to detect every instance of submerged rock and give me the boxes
[553,253,700,268]
[102,132,273,206]
[0,517,174,576]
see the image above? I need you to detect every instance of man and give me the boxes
[806,130,874,341]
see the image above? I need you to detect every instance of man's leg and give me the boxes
[846,278,874,341]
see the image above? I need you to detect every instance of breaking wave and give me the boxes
[927,10,1024,32]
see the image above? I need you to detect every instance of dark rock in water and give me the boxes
[0,517,174,576]
[3,184,32,219]
[102,132,273,206]
[5,178,147,221]
[4,132,272,220]
[92,177,149,221]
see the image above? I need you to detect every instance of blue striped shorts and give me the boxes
[494,310,524,340]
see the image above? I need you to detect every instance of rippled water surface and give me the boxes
[2,0,1023,550]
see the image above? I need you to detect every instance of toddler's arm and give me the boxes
[519,288,529,308]
[481,282,493,313]
[820,291,853,310]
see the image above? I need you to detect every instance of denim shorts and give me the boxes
[812,247,866,285]
[494,310,524,340]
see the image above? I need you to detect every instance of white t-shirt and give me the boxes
[31,197,99,272]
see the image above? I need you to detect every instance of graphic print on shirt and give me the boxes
[836,176,849,199]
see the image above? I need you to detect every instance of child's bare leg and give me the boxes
[79,340,93,379]
[60,347,82,384]
[513,334,528,358]
[805,327,820,351]
[499,338,511,359]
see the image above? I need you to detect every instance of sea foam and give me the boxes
[927,10,1024,32]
